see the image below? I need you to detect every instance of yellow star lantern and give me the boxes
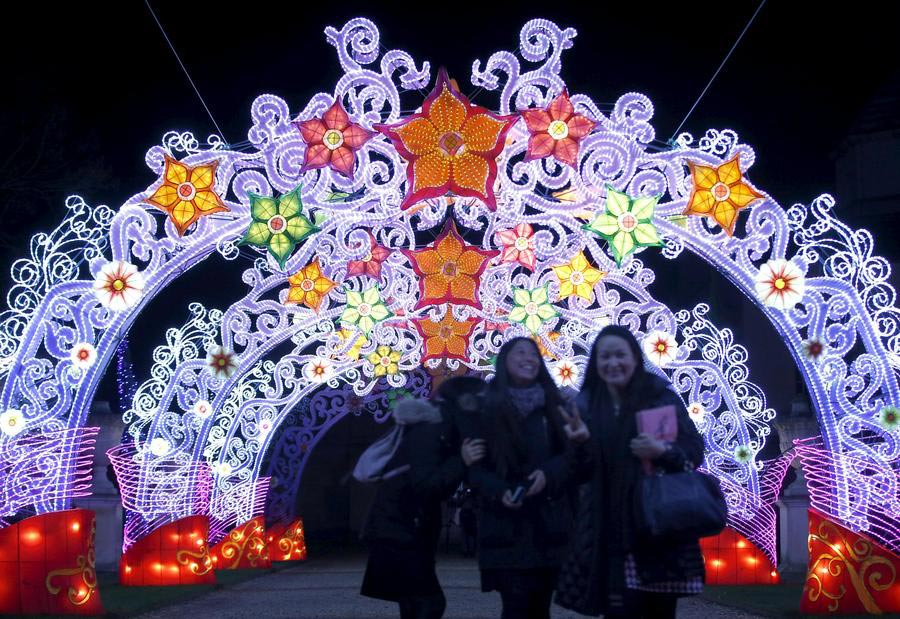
[336,329,368,361]
[552,252,605,302]
[684,155,764,236]
[146,155,229,235]
[285,258,337,312]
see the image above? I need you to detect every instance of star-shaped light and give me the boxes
[149,438,171,457]
[522,90,596,168]
[878,405,900,431]
[583,187,662,266]
[367,345,402,377]
[192,400,213,420]
[0,409,25,437]
[286,258,337,312]
[684,155,764,235]
[374,68,517,212]
[346,232,391,280]
[412,310,479,363]
[294,100,375,179]
[508,285,558,335]
[303,357,335,384]
[553,359,578,387]
[495,223,537,271]
[212,461,233,477]
[146,155,229,235]
[733,444,753,465]
[336,329,368,361]
[239,187,319,269]
[803,337,826,362]
[93,261,145,311]
[643,331,678,367]
[755,259,806,310]
[688,402,705,424]
[339,286,393,336]
[207,346,238,379]
[70,342,97,370]
[402,220,497,310]
[552,252,605,302]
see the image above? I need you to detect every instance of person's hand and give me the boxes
[559,403,590,443]
[525,469,546,497]
[461,438,486,466]
[501,488,524,510]
[630,433,668,459]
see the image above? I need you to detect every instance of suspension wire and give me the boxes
[668,0,766,144]
[144,0,229,144]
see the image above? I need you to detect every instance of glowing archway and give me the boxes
[1,19,898,574]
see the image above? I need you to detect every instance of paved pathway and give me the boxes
[137,554,766,618]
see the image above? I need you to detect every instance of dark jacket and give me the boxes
[555,374,705,616]
[360,399,465,550]
[468,394,575,571]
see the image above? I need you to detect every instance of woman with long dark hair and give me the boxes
[554,325,705,618]
[467,337,576,619]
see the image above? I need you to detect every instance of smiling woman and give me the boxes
[556,325,706,619]
[466,337,575,619]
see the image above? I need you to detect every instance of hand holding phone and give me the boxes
[502,485,526,509]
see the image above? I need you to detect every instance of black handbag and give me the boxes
[635,468,728,540]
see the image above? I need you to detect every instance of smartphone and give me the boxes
[509,485,526,503]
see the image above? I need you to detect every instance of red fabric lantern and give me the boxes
[0,509,104,615]
[700,526,780,585]
[209,516,271,570]
[119,515,214,586]
[801,509,900,614]
[267,518,307,562]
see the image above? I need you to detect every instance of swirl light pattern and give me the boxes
[0,19,896,566]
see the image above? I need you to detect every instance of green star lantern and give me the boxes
[583,186,662,266]
[339,285,393,336]
[239,186,319,268]
[508,285,559,335]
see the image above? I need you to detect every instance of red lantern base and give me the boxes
[801,509,900,614]
[267,518,307,562]
[119,515,215,586]
[0,509,104,615]
[209,516,271,570]
[700,527,780,585]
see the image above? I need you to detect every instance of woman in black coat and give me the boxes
[554,325,706,618]
[359,376,487,619]
[467,337,575,619]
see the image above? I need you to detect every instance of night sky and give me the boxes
[1,1,897,410]
[3,1,896,247]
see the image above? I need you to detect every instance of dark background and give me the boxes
[2,1,897,259]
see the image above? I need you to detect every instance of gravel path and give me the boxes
[136,555,767,618]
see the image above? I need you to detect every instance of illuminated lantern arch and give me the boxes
[0,18,897,578]
[124,256,776,551]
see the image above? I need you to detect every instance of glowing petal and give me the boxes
[461,114,508,152]
[394,118,440,156]
[717,156,742,185]
[451,152,490,194]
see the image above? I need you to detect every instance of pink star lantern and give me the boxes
[522,90,596,168]
[496,223,537,271]
[294,100,375,179]
[346,232,392,280]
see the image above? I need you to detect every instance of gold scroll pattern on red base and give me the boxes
[176,542,214,576]
[803,509,899,614]
[214,518,269,569]
[44,520,98,606]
